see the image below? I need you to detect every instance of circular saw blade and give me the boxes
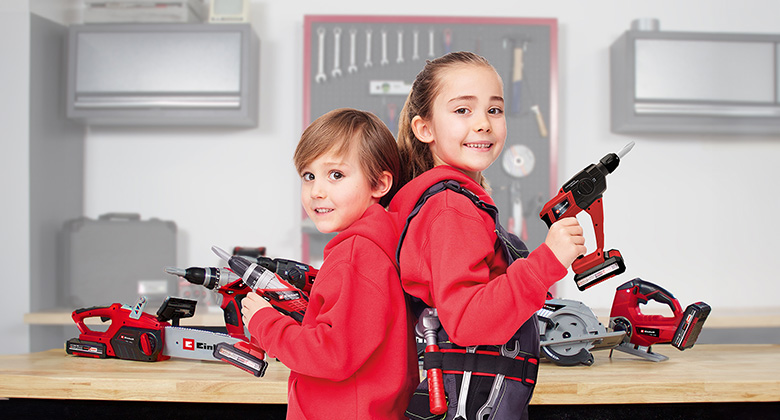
[501,144,535,178]
[540,312,595,366]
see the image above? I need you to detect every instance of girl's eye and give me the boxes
[302,172,315,181]
[454,107,469,115]
[488,107,504,115]
[328,171,344,181]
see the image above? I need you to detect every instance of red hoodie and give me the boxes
[248,204,419,419]
[389,166,568,347]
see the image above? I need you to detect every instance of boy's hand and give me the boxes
[241,291,273,327]
[544,217,587,269]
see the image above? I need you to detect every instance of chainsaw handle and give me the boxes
[71,304,120,335]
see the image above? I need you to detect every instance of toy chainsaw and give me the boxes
[609,278,711,362]
[540,141,634,290]
[65,296,268,376]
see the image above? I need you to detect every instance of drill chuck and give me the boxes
[164,266,237,290]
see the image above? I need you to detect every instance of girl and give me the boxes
[242,108,419,420]
[391,52,586,419]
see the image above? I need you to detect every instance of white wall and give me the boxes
[0,0,31,355]
[4,0,779,353]
[85,0,778,312]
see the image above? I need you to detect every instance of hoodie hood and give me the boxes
[388,165,494,218]
[323,203,401,267]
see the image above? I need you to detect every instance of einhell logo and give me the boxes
[183,338,195,351]
[182,338,215,351]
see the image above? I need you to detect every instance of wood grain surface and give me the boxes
[1,344,778,405]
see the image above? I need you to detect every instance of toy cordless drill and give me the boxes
[540,141,634,291]
[165,251,313,376]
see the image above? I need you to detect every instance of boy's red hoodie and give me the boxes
[389,165,567,347]
[247,203,419,420]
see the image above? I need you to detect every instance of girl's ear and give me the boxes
[371,171,394,199]
[411,115,434,144]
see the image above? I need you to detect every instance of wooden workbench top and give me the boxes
[1,344,778,405]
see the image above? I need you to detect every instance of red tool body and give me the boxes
[66,302,170,361]
[212,246,309,324]
[609,278,710,361]
[66,297,268,376]
[540,142,633,290]
[208,246,311,376]
[252,256,318,294]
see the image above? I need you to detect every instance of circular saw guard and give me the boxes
[538,298,625,366]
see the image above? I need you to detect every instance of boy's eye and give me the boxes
[328,171,344,181]
[302,172,315,181]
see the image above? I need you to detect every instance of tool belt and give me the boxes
[405,317,540,420]
[424,347,538,386]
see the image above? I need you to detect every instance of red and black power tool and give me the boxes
[65,296,268,376]
[609,278,711,362]
[540,142,634,290]
[165,249,313,376]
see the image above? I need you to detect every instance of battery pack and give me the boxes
[574,250,626,291]
[672,302,711,350]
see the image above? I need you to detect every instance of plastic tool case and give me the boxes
[61,213,177,308]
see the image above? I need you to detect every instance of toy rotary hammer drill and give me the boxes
[540,142,634,290]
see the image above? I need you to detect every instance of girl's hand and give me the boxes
[544,217,587,268]
[241,291,274,327]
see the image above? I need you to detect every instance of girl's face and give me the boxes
[413,64,507,182]
[299,148,389,233]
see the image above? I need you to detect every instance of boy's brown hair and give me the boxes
[294,108,401,206]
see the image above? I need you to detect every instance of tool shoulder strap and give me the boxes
[396,179,528,268]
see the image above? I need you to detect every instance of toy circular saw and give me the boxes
[538,298,625,366]
[609,278,711,362]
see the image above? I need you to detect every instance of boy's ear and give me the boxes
[371,171,394,199]
[411,115,434,144]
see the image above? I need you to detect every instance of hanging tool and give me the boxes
[397,30,405,63]
[348,28,358,73]
[538,298,625,366]
[65,296,268,376]
[412,30,420,60]
[315,27,327,83]
[331,27,342,78]
[510,42,524,116]
[530,105,548,138]
[443,29,452,54]
[454,346,477,420]
[609,278,711,362]
[380,30,389,66]
[364,29,373,68]
[539,141,635,291]
[417,308,447,415]
[502,144,535,241]
[428,29,435,57]
[475,340,520,419]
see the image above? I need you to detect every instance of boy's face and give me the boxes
[299,148,383,233]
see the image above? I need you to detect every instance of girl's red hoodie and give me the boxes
[388,165,567,346]
[248,204,419,419]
